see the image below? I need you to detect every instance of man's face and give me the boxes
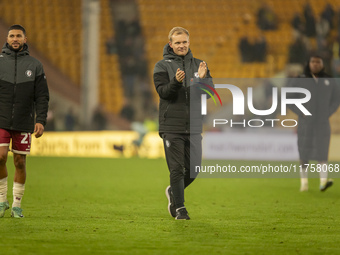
[169,33,189,56]
[309,57,324,74]
[7,29,27,51]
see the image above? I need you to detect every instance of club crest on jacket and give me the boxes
[25,70,33,77]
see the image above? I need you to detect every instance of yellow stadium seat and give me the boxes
[1,0,123,114]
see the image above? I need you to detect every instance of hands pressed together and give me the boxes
[175,61,207,83]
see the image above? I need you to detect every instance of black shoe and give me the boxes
[165,186,176,217]
[320,180,333,192]
[175,207,190,220]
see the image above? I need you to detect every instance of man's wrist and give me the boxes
[173,76,183,85]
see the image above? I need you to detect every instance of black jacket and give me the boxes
[0,43,49,133]
[289,67,340,160]
[153,44,212,135]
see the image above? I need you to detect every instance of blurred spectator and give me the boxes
[239,36,252,62]
[132,34,145,58]
[288,36,308,65]
[316,17,330,50]
[132,111,158,148]
[126,18,141,37]
[135,53,148,78]
[120,99,135,122]
[115,17,148,101]
[239,34,267,63]
[121,55,137,97]
[257,4,278,30]
[91,105,107,130]
[321,3,335,29]
[303,3,316,37]
[116,20,128,43]
[119,37,134,58]
[253,34,267,62]
[106,36,117,54]
[291,13,304,35]
[64,108,76,131]
[317,39,332,73]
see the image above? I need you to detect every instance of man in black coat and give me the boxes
[289,55,340,192]
[0,25,49,218]
[153,27,212,220]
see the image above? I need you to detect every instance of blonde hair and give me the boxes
[168,27,189,42]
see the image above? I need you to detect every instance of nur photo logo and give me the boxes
[198,82,222,107]
[199,83,312,128]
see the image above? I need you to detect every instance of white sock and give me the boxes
[300,167,308,179]
[300,178,308,187]
[0,177,8,203]
[300,166,308,187]
[319,163,328,186]
[12,182,25,208]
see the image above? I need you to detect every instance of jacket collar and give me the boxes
[162,43,193,62]
[2,43,29,57]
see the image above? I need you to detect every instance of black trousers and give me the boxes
[162,133,202,208]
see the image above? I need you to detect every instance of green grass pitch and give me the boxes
[1,157,340,255]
